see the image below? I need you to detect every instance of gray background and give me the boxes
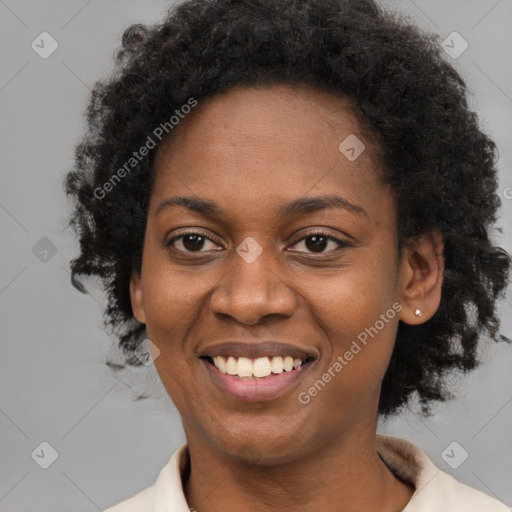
[1,0,511,510]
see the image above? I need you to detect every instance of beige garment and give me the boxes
[104,434,511,512]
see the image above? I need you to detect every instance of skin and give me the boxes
[130,84,445,512]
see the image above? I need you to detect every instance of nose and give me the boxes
[209,246,297,325]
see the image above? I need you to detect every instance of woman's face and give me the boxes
[131,84,414,463]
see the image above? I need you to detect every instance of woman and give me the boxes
[65,0,511,510]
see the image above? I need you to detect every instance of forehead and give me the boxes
[157,84,370,159]
[150,84,392,227]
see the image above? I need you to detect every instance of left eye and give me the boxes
[288,232,348,254]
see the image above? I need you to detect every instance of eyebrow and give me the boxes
[155,194,368,219]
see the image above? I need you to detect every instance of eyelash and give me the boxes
[165,230,351,254]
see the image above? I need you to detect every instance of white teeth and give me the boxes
[283,356,294,372]
[210,355,306,378]
[226,356,237,375]
[213,356,227,373]
[237,357,253,377]
[270,356,284,374]
[253,357,272,377]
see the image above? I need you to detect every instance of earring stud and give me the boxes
[414,308,422,317]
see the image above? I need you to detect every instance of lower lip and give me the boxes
[201,359,313,401]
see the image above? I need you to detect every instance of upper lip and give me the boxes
[198,341,317,361]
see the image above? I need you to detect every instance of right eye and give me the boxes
[166,231,223,253]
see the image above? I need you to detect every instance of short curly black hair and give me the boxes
[65,0,510,417]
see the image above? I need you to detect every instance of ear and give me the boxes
[130,270,146,324]
[398,230,444,325]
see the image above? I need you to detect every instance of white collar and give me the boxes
[105,434,510,511]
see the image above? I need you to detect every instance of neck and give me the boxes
[183,422,414,512]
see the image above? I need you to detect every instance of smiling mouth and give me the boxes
[200,355,315,379]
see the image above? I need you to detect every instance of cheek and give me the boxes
[306,256,397,332]
[302,250,399,379]
[139,251,204,392]
[141,251,206,330]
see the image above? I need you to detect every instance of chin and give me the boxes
[205,421,313,467]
